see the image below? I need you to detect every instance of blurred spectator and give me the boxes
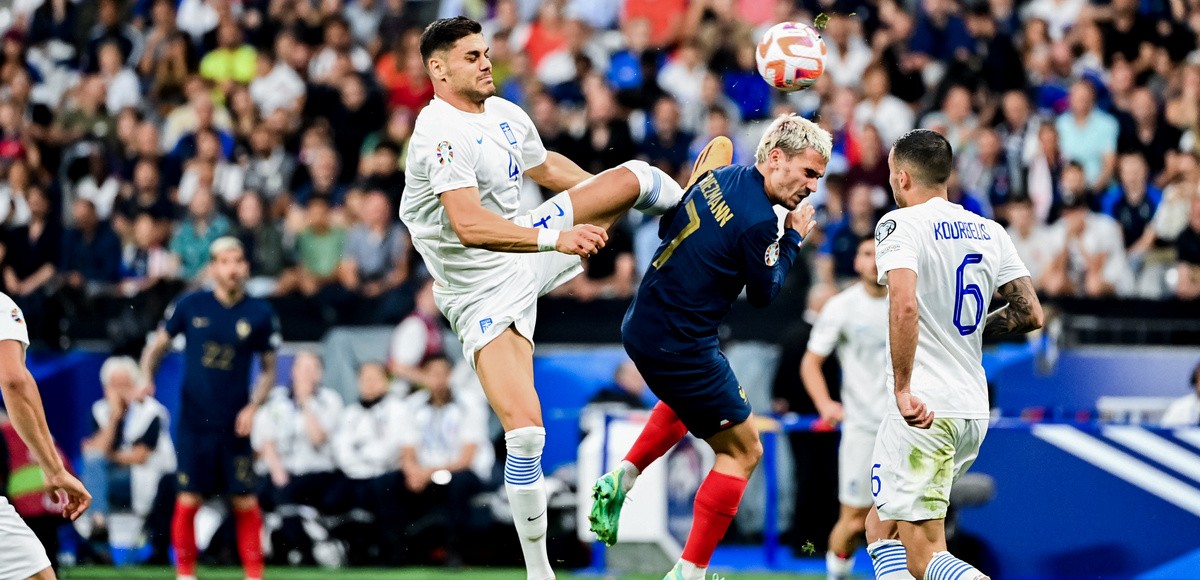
[61,198,123,289]
[1161,363,1200,426]
[1027,123,1067,224]
[359,141,406,205]
[874,2,926,105]
[56,76,116,148]
[330,361,407,565]
[293,146,347,206]
[947,168,990,218]
[242,125,297,206]
[963,2,1024,94]
[1153,152,1200,246]
[1055,80,1119,192]
[3,185,61,342]
[233,193,289,298]
[79,356,176,560]
[278,196,344,299]
[388,278,446,395]
[76,151,122,221]
[657,41,706,107]
[1101,154,1162,254]
[909,0,973,78]
[115,160,173,232]
[84,0,144,73]
[176,0,220,47]
[178,128,245,206]
[137,0,181,78]
[1005,195,1051,284]
[327,74,387,184]
[624,0,686,48]
[690,106,750,166]
[170,94,236,162]
[27,0,80,48]
[822,13,872,90]
[310,16,373,80]
[927,86,980,150]
[563,81,636,174]
[0,159,33,227]
[587,360,650,411]
[98,41,141,115]
[249,42,306,117]
[170,187,231,283]
[200,19,258,94]
[256,352,343,510]
[336,190,413,323]
[398,355,493,565]
[1174,195,1200,300]
[554,216,637,301]
[722,40,772,122]
[845,124,891,197]
[1021,0,1086,40]
[375,31,434,113]
[147,32,196,107]
[854,65,914,147]
[1039,191,1133,298]
[344,0,384,47]
[1117,88,1182,184]
[640,95,694,179]
[958,129,1012,219]
[818,186,879,286]
[1096,0,1157,74]
[996,90,1040,202]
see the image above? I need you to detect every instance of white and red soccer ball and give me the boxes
[755,21,828,92]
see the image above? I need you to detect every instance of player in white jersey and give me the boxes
[863,130,1043,580]
[801,236,889,580]
[0,291,91,580]
[400,17,732,580]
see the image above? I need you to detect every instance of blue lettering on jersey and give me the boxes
[698,173,735,227]
[508,152,519,180]
[500,122,517,146]
[933,221,991,241]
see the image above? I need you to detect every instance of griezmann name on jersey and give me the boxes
[623,165,802,361]
[163,291,280,432]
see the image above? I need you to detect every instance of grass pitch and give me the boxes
[58,566,824,579]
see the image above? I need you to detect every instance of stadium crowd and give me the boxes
[0,0,1199,570]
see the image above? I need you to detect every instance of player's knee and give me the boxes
[505,426,546,458]
[735,437,764,472]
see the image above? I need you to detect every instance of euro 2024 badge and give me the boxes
[436,141,454,165]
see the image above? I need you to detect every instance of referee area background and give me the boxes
[0,0,1199,577]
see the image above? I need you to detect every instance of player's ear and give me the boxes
[427,56,444,81]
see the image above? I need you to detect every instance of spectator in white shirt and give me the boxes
[1161,362,1200,428]
[388,278,446,395]
[309,16,373,81]
[854,65,915,147]
[255,352,343,510]
[329,362,408,565]
[249,49,306,117]
[1040,190,1134,298]
[1005,196,1051,285]
[821,13,872,89]
[398,356,495,564]
[98,41,141,114]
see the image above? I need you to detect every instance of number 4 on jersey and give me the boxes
[954,253,984,336]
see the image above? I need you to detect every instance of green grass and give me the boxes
[57,566,822,579]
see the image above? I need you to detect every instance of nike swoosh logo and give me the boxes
[552,202,564,217]
[527,509,546,521]
[877,502,888,509]
[476,136,484,144]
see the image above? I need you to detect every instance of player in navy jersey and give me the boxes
[590,115,832,580]
[140,237,279,580]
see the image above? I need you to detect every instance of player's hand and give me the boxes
[45,469,91,521]
[785,201,817,240]
[270,468,290,488]
[235,404,259,437]
[556,224,608,257]
[816,400,845,426]
[897,391,934,429]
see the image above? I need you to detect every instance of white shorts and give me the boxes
[0,497,52,580]
[839,426,878,509]
[871,417,988,522]
[435,191,582,367]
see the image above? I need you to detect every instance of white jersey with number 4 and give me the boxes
[401,96,548,292]
[874,197,1029,419]
[807,283,889,431]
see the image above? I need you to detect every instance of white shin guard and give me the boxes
[621,159,683,215]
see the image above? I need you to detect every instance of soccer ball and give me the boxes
[755,21,827,92]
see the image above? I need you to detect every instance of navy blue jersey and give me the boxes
[623,165,803,359]
[163,291,280,432]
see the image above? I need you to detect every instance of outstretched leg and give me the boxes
[567,137,734,231]
[865,506,914,580]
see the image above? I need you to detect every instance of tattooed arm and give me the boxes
[983,276,1044,338]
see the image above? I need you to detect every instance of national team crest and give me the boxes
[10,308,22,325]
[738,386,748,403]
[436,141,454,165]
[764,242,780,266]
[479,318,494,334]
[500,122,517,146]
[236,319,251,340]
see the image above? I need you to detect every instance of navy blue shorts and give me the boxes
[624,344,751,440]
[175,426,256,497]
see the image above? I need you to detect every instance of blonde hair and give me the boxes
[209,236,244,260]
[100,356,142,387]
[754,114,833,165]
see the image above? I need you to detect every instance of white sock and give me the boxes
[505,427,555,580]
[621,159,683,215]
[677,559,708,580]
[617,459,640,493]
[925,551,986,580]
[868,540,915,579]
[827,550,856,579]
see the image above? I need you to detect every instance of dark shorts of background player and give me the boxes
[175,426,257,496]
[625,344,751,440]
